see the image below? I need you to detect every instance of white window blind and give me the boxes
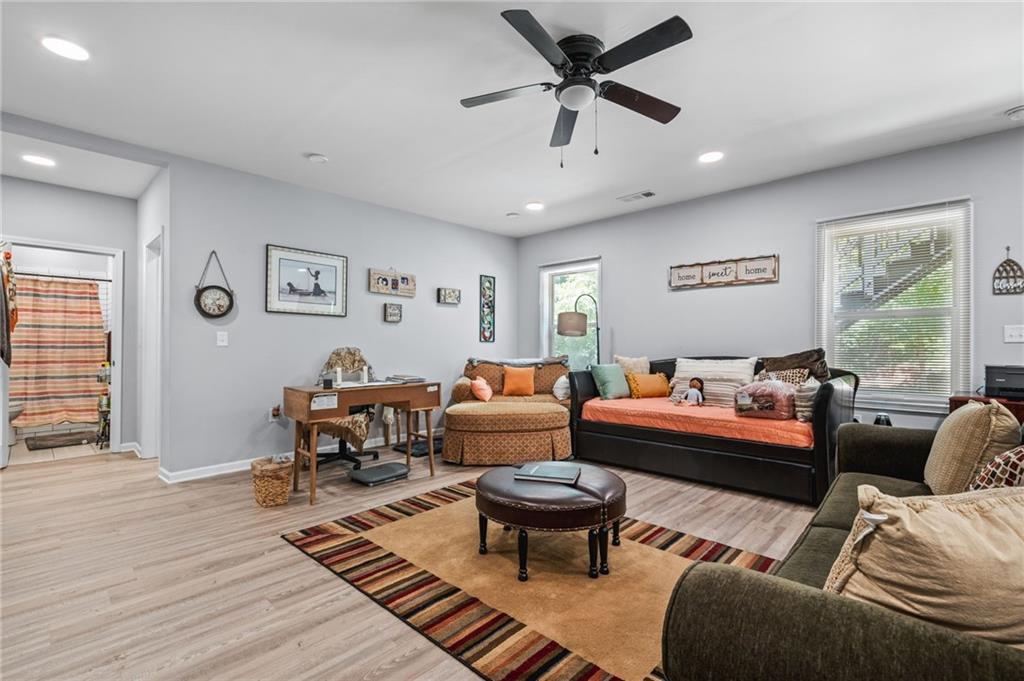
[815,200,972,403]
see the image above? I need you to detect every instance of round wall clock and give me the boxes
[194,250,235,318]
[194,285,234,318]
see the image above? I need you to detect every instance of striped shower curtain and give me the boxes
[10,276,106,428]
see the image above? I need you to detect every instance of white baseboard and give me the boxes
[156,430,442,484]
[119,441,147,457]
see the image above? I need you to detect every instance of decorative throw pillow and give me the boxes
[552,374,571,401]
[469,376,492,402]
[970,445,1024,490]
[824,484,1024,648]
[924,400,1022,494]
[502,366,535,397]
[793,377,821,422]
[625,372,670,399]
[755,367,809,385]
[614,355,650,374]
[672,357,757,408]
[761,348,829,382]
[591,363,630,400]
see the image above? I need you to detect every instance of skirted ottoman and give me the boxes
[443,402,571,465]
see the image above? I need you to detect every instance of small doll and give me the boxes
[681,377,705,406]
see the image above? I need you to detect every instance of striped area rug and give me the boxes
[284,481,775,681]
[10,276,106,428]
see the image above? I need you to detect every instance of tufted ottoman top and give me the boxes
[475,462,627,532]
[445,401,569,433]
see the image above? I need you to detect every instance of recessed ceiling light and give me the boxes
[304,152,329,164]
[525,202,545,212]
[506,212,520,219]
[21,154,56,167]
[1006,106,1024,122]
[41,36,90,61]
[698,151,725,164]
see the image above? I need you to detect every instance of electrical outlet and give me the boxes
[216,331,229,347]
[267,407,276,423]
[1005,325,1024,343]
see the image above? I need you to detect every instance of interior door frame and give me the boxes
[3,235,125,454]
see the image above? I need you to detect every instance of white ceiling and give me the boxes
[1,131,160,198]
[2,3,1021,236]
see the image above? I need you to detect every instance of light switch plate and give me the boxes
[216,331,229,347]
[1005,325,1024,343]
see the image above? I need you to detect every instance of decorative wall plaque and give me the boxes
[993,247,1024,295]
[669,254,779,290]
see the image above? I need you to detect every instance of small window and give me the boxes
[815,200,972,404]
[540,259,601,371]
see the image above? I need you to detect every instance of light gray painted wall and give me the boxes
[517,128,1024,428]
[137,168,170,460]
[0,176,140,442]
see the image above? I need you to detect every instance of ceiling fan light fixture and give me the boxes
[556,80,597,111]
[1006,106,1024,122]
[698,151,725,164]
[304,152,329,164]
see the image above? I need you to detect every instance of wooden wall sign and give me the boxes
[993,247,1024,295]
[669,254,779,290]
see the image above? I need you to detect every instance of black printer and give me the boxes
[985,365,1024,399]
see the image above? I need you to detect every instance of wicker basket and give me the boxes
[251,457,292,507]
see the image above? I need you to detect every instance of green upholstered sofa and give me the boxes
[662,422,1024,681]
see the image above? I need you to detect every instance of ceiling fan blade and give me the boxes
[550,106,578,147]
[594,16,692,74]
[501,9,571,70]
[599,81,680,124]
[460,83,555,108]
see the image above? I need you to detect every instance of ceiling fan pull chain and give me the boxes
[594,100,600,156]
[560,147,564,169]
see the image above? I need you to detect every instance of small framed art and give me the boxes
[266,244,347,317]
[479,274,495,342]
[437,287,461,305]
[369,268,416,297]
[383,303,403,323]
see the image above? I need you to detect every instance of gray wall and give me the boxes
[517,128,1024,426]
[1,176,140,442]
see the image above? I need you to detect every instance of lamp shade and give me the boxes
[557,310,588,337]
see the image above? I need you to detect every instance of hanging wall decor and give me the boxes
[479,275,495,343]
[194,250,235,318]
[436,287,461,305]
[266,244,347,317]
[669,254,779,290]
[383,303,403,323]
[993,246,1024,295]
[368,268,416,297]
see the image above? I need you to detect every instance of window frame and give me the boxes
[814,199,973,413]
[539,257,602,365]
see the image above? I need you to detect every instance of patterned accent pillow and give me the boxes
[614,355,650,374]
[755,367,809,385]
[552,375,571,400]
[794,377,821,422]
[969,446,1024,490]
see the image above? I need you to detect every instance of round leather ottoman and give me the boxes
[443,402,571,465]
[475,461,627,581]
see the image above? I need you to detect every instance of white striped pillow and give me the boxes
[672,357,757,408]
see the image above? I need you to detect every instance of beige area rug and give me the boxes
[283,480,778,681]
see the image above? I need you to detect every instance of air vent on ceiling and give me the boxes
[616,190,656,203]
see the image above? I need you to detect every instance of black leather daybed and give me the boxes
[568,356,858,505]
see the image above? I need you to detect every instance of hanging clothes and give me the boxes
[0,248,14,367]
[9,275,106,427]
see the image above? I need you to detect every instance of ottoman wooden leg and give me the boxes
[599,526,610,575]
[588,529,599,579]
[478,514,488,555]
[612,519,621,546]
[518,529,529,582]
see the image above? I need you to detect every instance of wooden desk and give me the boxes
[949,393,1024,423]
[283,382,442,504]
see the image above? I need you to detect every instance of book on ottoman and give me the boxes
[514,463,580,485]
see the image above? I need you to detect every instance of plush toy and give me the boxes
[681,377,705,406]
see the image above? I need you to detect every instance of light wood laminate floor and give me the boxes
[1,450,813,681]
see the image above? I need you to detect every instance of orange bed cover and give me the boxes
[581,398,814,449]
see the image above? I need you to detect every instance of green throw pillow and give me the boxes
[591,363,630,400]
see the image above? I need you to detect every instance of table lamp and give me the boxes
[556,293,600,365]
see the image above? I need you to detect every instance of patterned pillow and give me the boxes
[755,367,810,385]
[794,377,821,422]
[969,445,1024,490]
[672,357,757,409]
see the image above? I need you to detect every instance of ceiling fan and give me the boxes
[460,10,693,148]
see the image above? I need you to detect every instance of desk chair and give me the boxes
[315,347,381,470]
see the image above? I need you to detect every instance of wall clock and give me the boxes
[194,251,235,318]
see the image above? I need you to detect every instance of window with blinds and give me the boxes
[815,200,972,402]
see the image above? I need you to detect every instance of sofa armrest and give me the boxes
[837,423,934,481]
[450,376,475,404]
[809,373,858,501]
[568,371,597,423]
[663,562,1023,681]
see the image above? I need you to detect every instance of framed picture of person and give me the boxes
[265,244,347,317]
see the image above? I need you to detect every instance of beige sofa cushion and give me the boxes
[824,484,1024,648]
[924,400,1021,494]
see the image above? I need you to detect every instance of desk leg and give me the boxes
[425,410,435,477]
[292,422,302,492]
[405,409,413,470]
[309,423,319,505]
[395,410,402,447]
